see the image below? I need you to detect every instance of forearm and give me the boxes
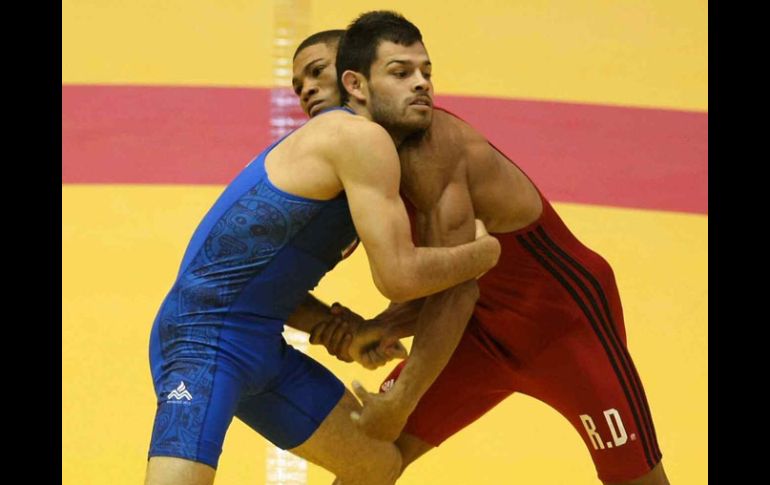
[372,299,425,339]
[388,280,479,412]
[284,293,332,333]
[392,235,498,302]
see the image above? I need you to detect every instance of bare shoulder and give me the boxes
[433,109,501,175]
[307,111,400,183]
[432,109,489,149]
[311,111,393,157]
[403,109,490,169]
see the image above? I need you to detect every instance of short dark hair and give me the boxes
[336,11,424,103]
[293,29,345,60]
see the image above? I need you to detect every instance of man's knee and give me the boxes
[383,444,403,483]
[365,443,402,485]
[373,443,402,485]
[339,443,401,485]
[395,433,433,474]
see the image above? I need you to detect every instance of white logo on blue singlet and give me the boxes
[167,381,193,401]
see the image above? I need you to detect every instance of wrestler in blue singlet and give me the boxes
[148,108,358,468]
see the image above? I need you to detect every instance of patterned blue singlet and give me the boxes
[148,108,359,468]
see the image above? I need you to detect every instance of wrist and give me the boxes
[386,363,430,414]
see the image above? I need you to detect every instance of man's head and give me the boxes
[292,30,344,117]
[337,11,433,137]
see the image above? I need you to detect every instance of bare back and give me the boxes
[398,108,542,242]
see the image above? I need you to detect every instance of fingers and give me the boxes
[334,334,354,362]
[318,318,340,346]
[310,319,353,361]
[475,218,488,239]
[330,302,345,316]
[360,346,389,370]
[328,321,351,356]
[308,321,328,345]
[386,342,409,360]
[377,337,408,360]
[351,380,370,404]
[360,349,376,370]
[365,348,377,369]
[331,302,368,326]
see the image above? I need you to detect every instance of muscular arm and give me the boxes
[350,167,485,440]
[331,121,500,303]
[384,177,481,414]
[371,299,425,339]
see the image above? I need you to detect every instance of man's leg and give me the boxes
[291,391,402,485]
[390,434,669,485]
[144,357,242,485]
[394,433,433,471]
[518,325,667,484]
[604,462,669,485]
[378,322,517,475]
[145,458,216,485]
[235,345,401,485]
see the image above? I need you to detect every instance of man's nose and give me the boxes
[302,84,319,101]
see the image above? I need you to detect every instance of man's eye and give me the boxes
[312,65,324,76]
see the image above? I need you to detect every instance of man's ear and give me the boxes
[341,70,368,103]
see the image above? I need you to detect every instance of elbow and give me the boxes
[376,280,416,304]
[377,275,480,305]
[373,262,482,304]
[373,271,420,303]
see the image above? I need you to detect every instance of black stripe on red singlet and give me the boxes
[516,232,657,469]
[535,226,662,461]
